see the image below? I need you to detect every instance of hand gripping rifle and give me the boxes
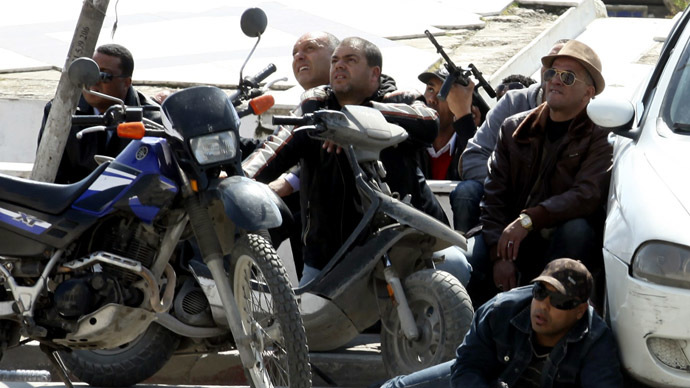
[424,30,496,119]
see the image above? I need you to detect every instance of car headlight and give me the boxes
[632,241,690,289]
[189,131,237,165]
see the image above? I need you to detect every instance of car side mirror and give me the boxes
[587,96,637,139]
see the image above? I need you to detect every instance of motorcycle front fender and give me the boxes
[207,176,283,231]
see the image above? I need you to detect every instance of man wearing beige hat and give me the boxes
[376,258,622,387]
[481,39,613,293]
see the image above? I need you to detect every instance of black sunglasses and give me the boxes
[496,82,525,94]
[532,282,582,310]
[543,68,586,87]
[99,71,129,83]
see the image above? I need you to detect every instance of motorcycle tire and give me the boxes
[230,233,311,388]
[59,322,180,387]
[380,269,473,377]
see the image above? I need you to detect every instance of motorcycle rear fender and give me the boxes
[206,176,283,231]
[379,193,466,251]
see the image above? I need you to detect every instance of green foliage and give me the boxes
[667,0,690,16]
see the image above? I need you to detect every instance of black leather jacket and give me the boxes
[38,87,161,184]
[250,85,445,270]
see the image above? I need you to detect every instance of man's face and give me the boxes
[83,52,131,112]
[292,33,333,90]
[423,77,453,130]
[539,42,566,85]
[530,282,587,346]
[544,57,594,117]
[330,44,380,105]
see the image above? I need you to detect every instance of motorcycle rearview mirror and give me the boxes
[240,7,267,38]
[67,57,101,88]
[237,7,269,92]
[67,57,125,107]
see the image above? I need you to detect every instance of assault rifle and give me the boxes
[424,30,496,119]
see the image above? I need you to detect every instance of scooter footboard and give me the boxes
[300,227,433,335]
[299,293,361,351]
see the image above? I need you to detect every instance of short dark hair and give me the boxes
[323,32,340,52]
[340,37,382,70]
[501,74,537,88]
[96,43,134,77]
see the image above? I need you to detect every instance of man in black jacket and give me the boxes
[243,37,469,285]
[38,44,160,184]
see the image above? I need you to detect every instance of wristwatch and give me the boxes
[519,213,533,231]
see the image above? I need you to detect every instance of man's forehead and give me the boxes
[552,57,585,73]
[332,44,361,58]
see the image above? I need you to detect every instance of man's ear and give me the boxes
[371,66,381,81]
[575,302,588,320]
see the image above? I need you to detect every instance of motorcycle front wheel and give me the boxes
[380,269,474,377]
[230,233,311,388]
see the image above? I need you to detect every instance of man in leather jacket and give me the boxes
[243,37,466,285]
[377,258,622,388]
[37,44,160,184]
[482,40,612,293]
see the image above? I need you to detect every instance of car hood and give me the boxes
[644,141,690,218]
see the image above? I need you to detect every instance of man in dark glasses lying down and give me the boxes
[377,258,622,388]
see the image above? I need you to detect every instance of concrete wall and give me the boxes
[0,98,45,163]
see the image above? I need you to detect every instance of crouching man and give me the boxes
[378,258,622,388]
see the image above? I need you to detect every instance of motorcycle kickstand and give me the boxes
[38,344,73,388]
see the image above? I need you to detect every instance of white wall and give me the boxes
[0,98,46,163]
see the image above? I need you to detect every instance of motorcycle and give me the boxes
[272,106,474,378]
[0,8,310,388]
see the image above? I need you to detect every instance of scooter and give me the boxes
[0,8,310,388]
[273,106,474,378]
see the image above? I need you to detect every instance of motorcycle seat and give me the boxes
[0,163,109,215]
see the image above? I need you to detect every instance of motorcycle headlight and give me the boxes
[632,241,690,289]
[189,131,237,165]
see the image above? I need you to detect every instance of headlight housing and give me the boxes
[189,131,237,165]
[632,241,690,289]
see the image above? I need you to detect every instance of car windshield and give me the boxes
[662,34,690,132]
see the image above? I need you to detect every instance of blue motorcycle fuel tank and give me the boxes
[72,137,179,223]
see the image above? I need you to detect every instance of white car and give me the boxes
[587,6,690,388]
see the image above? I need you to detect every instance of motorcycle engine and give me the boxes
[53,218,158,319]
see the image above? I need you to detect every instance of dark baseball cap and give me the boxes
[418,66,449,84]
[531,258,593,302]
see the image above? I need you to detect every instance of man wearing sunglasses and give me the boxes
[377,258,622,388]
[37,43,160,184]
[482,40,612,297]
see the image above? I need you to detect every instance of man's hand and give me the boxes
[493,259,517,292]
[268,177,294,197]
[322,140,342,154]
[446,80,475,119]
[497,218,529,261]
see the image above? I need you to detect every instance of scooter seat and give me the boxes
[0,163,108,215]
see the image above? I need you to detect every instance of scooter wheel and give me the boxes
[380,269,473,377]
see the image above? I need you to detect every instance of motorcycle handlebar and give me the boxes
[71,115,106,126]
[272,115,311,127]
[245,63,276,87]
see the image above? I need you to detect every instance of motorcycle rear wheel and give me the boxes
[380,269,473,377]
[59,322,180,387]
[231,233,311,388]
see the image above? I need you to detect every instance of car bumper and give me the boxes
[606,252,690,387]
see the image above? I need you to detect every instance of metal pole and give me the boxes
[30,0,110,182]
